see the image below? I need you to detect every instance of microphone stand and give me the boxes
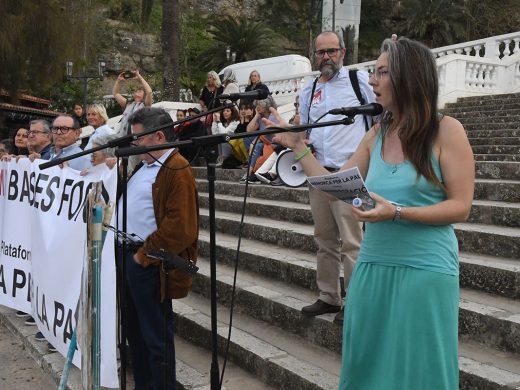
[115,114,356,390]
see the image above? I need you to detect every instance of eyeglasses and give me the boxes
[370,69,389,81]
[314,48,341,58]
[51,126,76,134]
[28,130,49,136]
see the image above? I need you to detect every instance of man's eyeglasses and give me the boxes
[51,126,76,134]
[314,48,341,58]
[370,69,389,81]
[28,130,49,136]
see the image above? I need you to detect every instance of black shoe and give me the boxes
[301,299,341,317]
[16,311,29,318]
[24,316,36,326]
[246,175,259,184]
[48,343,57,352]
[255,172,274,184]
[35,331,46,342]
[333,308,344,325]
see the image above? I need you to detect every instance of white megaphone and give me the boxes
[275,149,308,187]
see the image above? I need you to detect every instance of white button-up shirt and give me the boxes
[118,149,173,242]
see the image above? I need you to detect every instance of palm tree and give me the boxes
[394,0,467,48]
[199,16,281,71]
[162,0,180,100]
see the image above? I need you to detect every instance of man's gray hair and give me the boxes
[29,119,51,133]
[313,31,346,51]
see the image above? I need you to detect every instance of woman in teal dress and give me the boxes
[272,37,475,389]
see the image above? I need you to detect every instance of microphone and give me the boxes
[328,103,383,117]
[217,89,270,101]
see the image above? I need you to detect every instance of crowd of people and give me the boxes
[1,31,476,390]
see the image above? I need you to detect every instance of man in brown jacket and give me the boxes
[119,107,198,390]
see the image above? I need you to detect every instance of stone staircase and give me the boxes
[173,93,520,390]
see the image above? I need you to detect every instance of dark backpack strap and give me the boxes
[305,77,319,139]
[307,77,319,124]
[348,69,370,131]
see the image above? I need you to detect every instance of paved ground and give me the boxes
[0,320,56,390]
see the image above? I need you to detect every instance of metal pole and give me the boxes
[332,0,336,31]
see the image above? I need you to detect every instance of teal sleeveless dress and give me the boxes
[339,131,459,389]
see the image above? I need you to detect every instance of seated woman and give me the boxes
[211,106,240,166]
[240,96,278,183]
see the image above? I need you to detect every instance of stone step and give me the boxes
[469,199,520,228]
[457,92,520,102]
[444,102,520,114]
[199,175,520,204]
[199,227,520,300]
[175,257,520,389]
[454,222,520,260]
[201,206,520,260]
[173,296,341,390]
[446,93,520,108]
[459,288,520,355]
[457,115,520,125]
[192,246,520,355]
[475,179,520,203]
[201,192,313,224]
[444,108,520,118]
[466,129,520,139]
[200,190,520,229]
[459,252,520,299]
[463,122,520,131]
[476,161,520,180]
[175,338,272,390]
[200,208,315,253]
[474,154,520,162]
[459,340,520,389]
[469,137,520,146]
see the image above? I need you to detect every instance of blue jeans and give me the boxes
[122,251,176,390]
[244,137,263,171]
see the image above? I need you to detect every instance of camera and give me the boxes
[123,70,134,79]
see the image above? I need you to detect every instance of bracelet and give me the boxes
[392,206,402,221]
[294,147,311,161]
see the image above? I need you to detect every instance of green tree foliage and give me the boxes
[178,12,213,100]
[199,16,282,71]
[393,0,467,48]
[0,0,93,101]
[462,0,520,41]
[358,0,395,61]
[262,0,323,57]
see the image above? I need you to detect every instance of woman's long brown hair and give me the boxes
[380,37,444,189]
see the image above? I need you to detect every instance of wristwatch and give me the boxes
[393,206,402,221]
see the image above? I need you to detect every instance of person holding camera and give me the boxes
[112,69,153,136]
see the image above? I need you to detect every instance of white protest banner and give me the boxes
[0,160,119,388]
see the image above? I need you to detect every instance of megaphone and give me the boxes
[275,149,308,187]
